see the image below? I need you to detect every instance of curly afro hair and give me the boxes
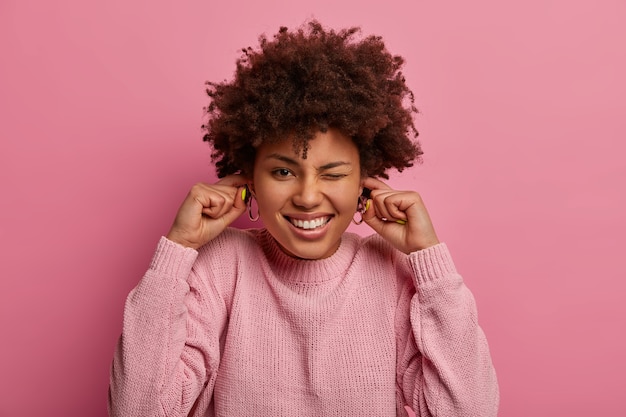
[202,20,422,179]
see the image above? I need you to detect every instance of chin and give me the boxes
[278,240,340,260]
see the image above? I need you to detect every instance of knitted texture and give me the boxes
[109,228,498,416]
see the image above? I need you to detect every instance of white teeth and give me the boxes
[290,217,329,230]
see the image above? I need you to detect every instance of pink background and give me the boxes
[1,0,625,416]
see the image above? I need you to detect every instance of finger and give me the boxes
[203,188,240,219]
[362,198,385,230]
[205,175,248,217]
[200,195,231,218]
[231,185,248,212]
[188,183,233,219]
[203,182,249,219]
[362,198,403,234]
[215,173,248,188]
[371,189,419,221]
[381,194,411,221]
[370,192,396,221]
[363,179,406,222]
[219,186,247,225]
[362,176,392,192]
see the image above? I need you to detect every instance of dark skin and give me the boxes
[167,138,439,255]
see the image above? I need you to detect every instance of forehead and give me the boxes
[256,129,360,165]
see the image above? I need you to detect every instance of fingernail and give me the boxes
[365,199,371,211]
[241,188,247,201]
[395,219,407,225]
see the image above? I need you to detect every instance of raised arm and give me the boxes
[360,177,498,415]
[109,177,247,416]
[396,244,499,416]
[108,238,229,416]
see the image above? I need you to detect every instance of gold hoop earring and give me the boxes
[352,195,367,225]
[245,185,260,222]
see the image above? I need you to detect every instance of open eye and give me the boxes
[272,168,293,178]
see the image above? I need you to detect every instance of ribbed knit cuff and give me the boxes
[408,242,457,286]
[149,236,199,278]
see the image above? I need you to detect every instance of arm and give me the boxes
[360,177,498,416]
[396,243,499,416]
[109,176,248,416]
[108,237,228,416]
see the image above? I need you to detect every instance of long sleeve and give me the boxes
[108,237,228,417]
[396,243,499,417]
[109,230,498,416]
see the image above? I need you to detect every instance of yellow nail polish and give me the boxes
[365,199,371,211]
[241,188,247,201]
[395,219,407,225]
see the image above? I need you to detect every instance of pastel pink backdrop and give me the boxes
[1,0,624,416]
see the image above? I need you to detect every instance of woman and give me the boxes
[108,21,499,417]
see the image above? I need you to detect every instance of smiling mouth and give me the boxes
[286,216,331,230]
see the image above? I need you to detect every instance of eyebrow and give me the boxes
[265,153,352,171]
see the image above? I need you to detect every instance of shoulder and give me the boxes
[344,232,412,279]
[192,227,266,278]
[196,227,263,260]
[347,232,406,262]
[343,232,415,301]
[188,227,268,302]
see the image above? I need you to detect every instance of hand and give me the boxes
[361,177,440,254]
[166,175,248,249]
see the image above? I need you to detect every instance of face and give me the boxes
[251,129,363,260]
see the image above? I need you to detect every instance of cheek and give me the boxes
[332,184,361,212]
[253,181,288,214]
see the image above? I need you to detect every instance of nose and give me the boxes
[292,178,323,209]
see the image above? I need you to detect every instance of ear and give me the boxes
[247,181,256,196]
[358,177,365,196]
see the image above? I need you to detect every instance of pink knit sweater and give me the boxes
[109,228,498,416]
